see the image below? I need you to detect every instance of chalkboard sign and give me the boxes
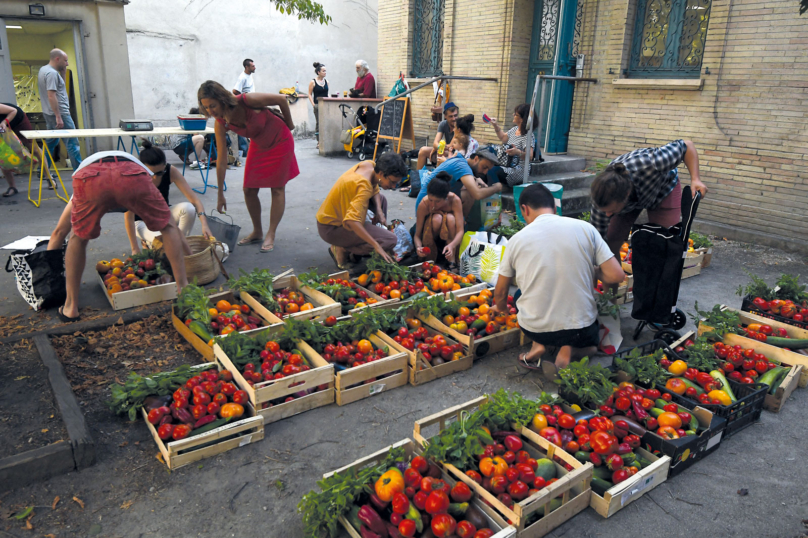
[379,99,406,138]
[374,97,415,159]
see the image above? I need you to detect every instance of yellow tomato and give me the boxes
[708,390,732,406]
[442,315,455,325]
[209,308,219,317]
[532,413,548,431]
[458,306,471,317]
[668,360,688,376]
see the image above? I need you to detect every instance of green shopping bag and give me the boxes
[0,127,33,174]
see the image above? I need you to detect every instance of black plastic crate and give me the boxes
[741,295,808,331]
[610,339,766,439]
[663,379,766,439]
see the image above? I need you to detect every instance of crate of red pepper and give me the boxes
[139,364,264,470]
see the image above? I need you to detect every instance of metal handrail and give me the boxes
[524,74,598,180]
[373,75,498,111]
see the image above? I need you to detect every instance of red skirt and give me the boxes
[243,136,299,189]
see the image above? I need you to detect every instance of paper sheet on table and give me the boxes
[2,236,51,250]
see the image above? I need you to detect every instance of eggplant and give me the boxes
[571,409,598,422]
[143,394,172,410]
[463,505,489,531]
[610,414,647,435]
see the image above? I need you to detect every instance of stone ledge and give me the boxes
[612,78,704,90]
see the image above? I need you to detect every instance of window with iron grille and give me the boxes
[412,0,445,77]
[628,0,712,78]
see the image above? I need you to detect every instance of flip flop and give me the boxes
[57,306,81,323]
[237,237,262,246]
[541,360,559,381]
[259,244,274,253]
[518,353,542,370]
[2,187,18,197]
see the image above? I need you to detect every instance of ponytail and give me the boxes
[591,162,632,208]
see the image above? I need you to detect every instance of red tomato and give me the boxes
[557,413,576,430]
[399,519,417,538]
[431,514,457,537]
[590,430,618,455]
[450,482,472,502]
[456,520,477,538]
[507,480,529,501]
[232,390,249,405]
[404,467,422,487]
[425,491,451,515]
[465,470,483,484]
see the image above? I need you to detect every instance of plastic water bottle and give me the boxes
[437,139,446,156]
[295,80,300,94]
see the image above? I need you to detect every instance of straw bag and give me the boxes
[184,236,229,285]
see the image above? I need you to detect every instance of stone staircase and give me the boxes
[501,155,595,217]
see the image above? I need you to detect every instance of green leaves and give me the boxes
[681,338,722,372]
[736,271,776,301]
[272,0,332,25]
[553,357,616,407]
[775,274,808,304]
[366,252,411,282]
[298,446,405,538]
[175,283,214,326]
[228,268,280,313]
[595,289,621,320]
[491,219,526,238]
[692,302,743,340]
[614,347,671,387]
[689,232,712,249]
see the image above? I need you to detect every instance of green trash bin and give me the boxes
[514,182,563,222]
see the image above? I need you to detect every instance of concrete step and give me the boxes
[532,171,595,191]
[530,155,587,177]
[502,186,592,216]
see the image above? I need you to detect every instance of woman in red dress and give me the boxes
[198,81,299,252]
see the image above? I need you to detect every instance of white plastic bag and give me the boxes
[458,231,508,287]
[597,314,623,355]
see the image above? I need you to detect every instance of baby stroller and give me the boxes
[630,186,702,344]
[339,104,387,161]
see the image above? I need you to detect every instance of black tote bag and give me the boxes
[5,240,66,311]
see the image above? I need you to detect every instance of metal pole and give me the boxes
[523,74,542,183]
[372,75,498,111]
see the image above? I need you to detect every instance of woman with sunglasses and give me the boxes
[123,140,212,253]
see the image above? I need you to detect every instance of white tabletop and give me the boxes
[19,126,215,140]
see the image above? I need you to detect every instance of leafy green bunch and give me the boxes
[214,329,267,369]
[614,347,671,387]
[775,274,808,304]
[679,337,722,372]
[366,251,411,282]
[689,232,713,249]
[175,283,214,326]
[297,445,406,538]
[595,289,621,320]
[736,271,776,301]
[554,357,616,407]
[106,364,217,421]
[692,302,743,340]
[492,218,526,239]
[228,268,280,313]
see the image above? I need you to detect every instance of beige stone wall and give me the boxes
[377,0,536,151]
[567,0,808,247]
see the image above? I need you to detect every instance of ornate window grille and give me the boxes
[412,0,445,77]
[628,0,711,78]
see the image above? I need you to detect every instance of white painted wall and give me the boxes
[123,0,378,135]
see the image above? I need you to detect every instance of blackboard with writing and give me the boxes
[378,99,406,138]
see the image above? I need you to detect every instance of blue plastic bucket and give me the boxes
[514,182,564,222]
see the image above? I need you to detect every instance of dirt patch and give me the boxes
[49,313,198,413]
[0,340,68,457]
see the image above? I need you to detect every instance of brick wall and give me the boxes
[377,0,536,151]
[567,0,808,251]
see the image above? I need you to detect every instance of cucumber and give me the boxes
[649,408,664,418]
[764,336,808,349]
[759,366,788,394]
[591,477,614,496]
[655,399,669,409]
[574,451,590,464]
[678,378,705,395]
[593,466,613,481]
[770,373,787,394]
[471,319,487,331]
[187,417,230,438]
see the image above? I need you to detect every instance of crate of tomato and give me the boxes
[96,250,177,310]
[228,268,341,323]
[354,252,436,303]
[407,260,489,297]
[300,438,516,538]
[213,325,334,425]
[290,269,388,314]
[417,289,521,359]
[413,392,593,537]
[106,363,264,470]
[738,273,808,330]
[172,284,271,362]
[353,303,473,386]
[279,317,409,406]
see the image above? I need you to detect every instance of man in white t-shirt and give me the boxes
[491,183,625,378]
[232,58,256,160]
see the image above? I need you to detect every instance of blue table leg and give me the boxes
[116,136,126,151]
[130,136,140,156]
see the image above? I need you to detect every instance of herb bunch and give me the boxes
[553,357,616,407]
[775,274,808,304]
[175,283,213,326]
[614,347,671,387]
[692,302,743,340]
[228,268,280,312]
[736,272,775,301]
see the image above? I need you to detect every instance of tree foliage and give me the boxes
[273,0,331,24]
[802,0,807,15]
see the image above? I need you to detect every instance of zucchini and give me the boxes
[591,477,613,496]
[574,451,590,464]
[709,370,737,402]
[764,336,808,349]
[678,378,705,395]
[769,372,787,394]
[410,291,430,301]
[471,319,487,331]
[759,366,787,394]
[187,417,230,438]
[188,320,213,342]
[593,466,613,481]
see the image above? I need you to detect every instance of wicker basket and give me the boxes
[185,236,227,285]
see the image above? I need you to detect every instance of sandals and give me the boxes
[259,244,274,253]
[237,237,262,246]
[57,306,81,323]
[3,187,18,197]
[518,353,542,370]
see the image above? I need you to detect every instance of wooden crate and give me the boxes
[335,334,409,406]
[763,364,803,413]
[414,396,592,537]
[696,324,808,387]
[407,262,490,299]
[327,270,394,311]
[376,325,473,386]
[421,313,521,359]
[695,247,713,268]
[622,255,703,281]
[172,290,271,362]
[141,364,264,470]
[588,448,670,518]
[239,274,341,325]
[323,439,516,538]
[97,271,176,311]
[215,339,335,425]
[719,306,808,340]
